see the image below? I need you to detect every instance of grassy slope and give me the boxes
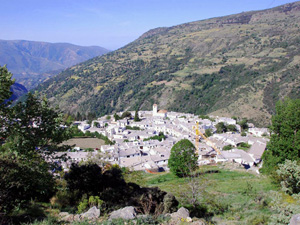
[135,165,278,224]
[37,2,300,126]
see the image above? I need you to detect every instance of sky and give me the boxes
[0,0,297,50]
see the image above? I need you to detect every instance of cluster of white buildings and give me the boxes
[61,104,269,173]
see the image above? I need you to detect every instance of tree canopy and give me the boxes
[0,65,15,139]
[0,65,14,105]
[3,93,71,159]
[168,139,198,177]
[261,98,300,173]
[215,122,227,133]
[0,66,71,214]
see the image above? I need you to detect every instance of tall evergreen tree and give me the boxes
[134,110,141,122]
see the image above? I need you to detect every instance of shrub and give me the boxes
[121,111,132,119]
[216,122,227,133]
[205,129,213,137]
[0,155,55,214]
[227,124,237,132]
[65,163,104,198]
[276,160,300,195]
[223,145,233,150]
[241,131,247,136]
[77,198,89,214]
[268,191,300,225]
[89,196,103,208]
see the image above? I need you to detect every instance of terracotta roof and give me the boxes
[158,109,168,113]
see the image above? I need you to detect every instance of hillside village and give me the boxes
[58,104,269,174]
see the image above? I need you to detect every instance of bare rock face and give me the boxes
[290,214,300,225]
[109,206,137,220]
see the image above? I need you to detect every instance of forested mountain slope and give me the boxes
[37,1,300,126]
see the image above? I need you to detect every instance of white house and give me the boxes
[248,128,269,137]
[78,123,91,132]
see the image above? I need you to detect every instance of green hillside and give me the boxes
[37,1,300,126]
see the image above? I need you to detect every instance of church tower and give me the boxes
[153,104,158,116]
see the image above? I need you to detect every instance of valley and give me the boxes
[2,1,300,224]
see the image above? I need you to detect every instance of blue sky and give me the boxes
[0,0,297,50]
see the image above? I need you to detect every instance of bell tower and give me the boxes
[153,104,158,116]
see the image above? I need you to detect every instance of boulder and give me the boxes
[59,212,75,222]
[191,220,206,225]
[290,214,300,225]
[186,217,193,222]
[109,206,137,220]
[170,207,190,221]
[80,206,100,220]
[59,212,69,217]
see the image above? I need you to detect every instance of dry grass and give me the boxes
[62,138,105,149]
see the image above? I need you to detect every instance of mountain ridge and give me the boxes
[0,39,110,89]
[36,1,300,126]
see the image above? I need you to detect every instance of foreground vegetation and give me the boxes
[125,165,300,224]
[12,165,300,225]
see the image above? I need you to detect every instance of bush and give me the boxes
[227,124,237,132]
[126,126,140,130]
[65,163,104,198]
[64,163,177,214]
[77,198,89,214]
[276,160,300,195]
[205,129,213,137]
[121,111,132,119]
[143,132,166,142]
[0,155,55,214]
[238,119,249,131]
[268,191,300,225]
[216,122,227,133]
[89,196,103,208]
[223,145,233,150]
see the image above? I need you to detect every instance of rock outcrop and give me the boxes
[59,206,100,222]
[109,206,137,220]
[81,206,100,220]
